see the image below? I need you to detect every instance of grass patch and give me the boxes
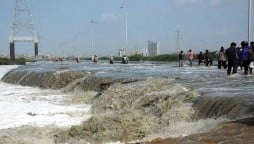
[0,57,28,65]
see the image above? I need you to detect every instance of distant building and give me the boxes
[118,48,126,57]
[142,48,148,56]
[132,48,147,56]
[148,41,160,56]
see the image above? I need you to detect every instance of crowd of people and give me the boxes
[75,55,128,64]
[178,49,213,67]
[178,41,254,75]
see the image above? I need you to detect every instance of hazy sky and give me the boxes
[0,0,251,56]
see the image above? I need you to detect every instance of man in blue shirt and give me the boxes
[241,41,251,75]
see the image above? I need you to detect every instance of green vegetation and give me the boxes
[128,54,146,61]
[0,58,10,65]
[95,54,179,62]
[73,52,219,62]
[149,54,179,61]
[0,57,27,65]
[99,56,122,61]
[80,57,92,60]
[98,57,110,60]
[126,52,218,62]
[127,54,179,61]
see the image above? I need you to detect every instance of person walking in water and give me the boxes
[225,42,239,75]
[197,51,205,65]
[121,55,129,64]
[93,55,98,64]
[218,47,227,69]
[241,41,251,75]
[178,51,184,67]
[109,56,114,64]
[76,56,80,63]
[187,49,194,67]
[236,44,243,71]
[204,50,213,66]
[248,42,254,74]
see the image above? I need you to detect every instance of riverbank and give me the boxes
[0,57,28,65]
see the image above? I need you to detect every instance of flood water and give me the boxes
[1,60,254,143]
[18,60,254,104]
[0,65,91,130]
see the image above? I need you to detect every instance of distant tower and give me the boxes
[9,0,39,61]
[120,0,128,55]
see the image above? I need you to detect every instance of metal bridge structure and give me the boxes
[9,0,39,61]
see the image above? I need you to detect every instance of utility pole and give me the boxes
[125,0,128,55]
[248,0,252,44]
[176,29,180,53]
[90,20,94,55]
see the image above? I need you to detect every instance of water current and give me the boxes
[14,60,254,104]
[1,60,254,143]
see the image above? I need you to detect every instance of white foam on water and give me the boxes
[0,65,91,130]
[0,101,91,129]
[0,65,20,78]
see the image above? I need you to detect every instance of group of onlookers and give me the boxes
[178,41,254,75]
[178,49,196,67]
[179,49,213,67]
[75,55,128,64]
[224,41,254,75]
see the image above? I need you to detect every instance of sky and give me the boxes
[0,0,252,57]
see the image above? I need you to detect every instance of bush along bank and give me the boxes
[97,53,218,62]
[0,57,29,65]
[97,54,179,62]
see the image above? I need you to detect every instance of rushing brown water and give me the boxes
[145,118,254,144]
[1,61,254,143]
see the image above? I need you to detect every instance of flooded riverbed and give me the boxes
[1,61,254,143]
